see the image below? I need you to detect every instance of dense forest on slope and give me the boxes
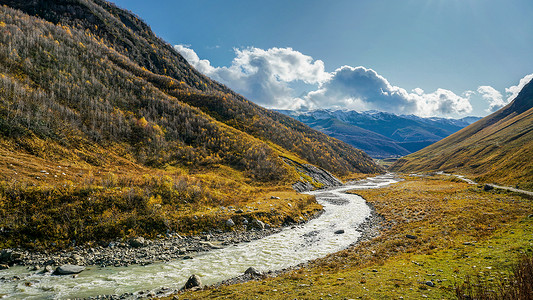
[0,1,381,249]
[1,0,380,176]
[392,80,533,190]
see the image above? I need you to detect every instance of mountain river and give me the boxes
[0,174,398,299]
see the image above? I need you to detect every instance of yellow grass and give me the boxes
[175,175,533,299]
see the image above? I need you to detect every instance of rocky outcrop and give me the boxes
[283,158,343,192]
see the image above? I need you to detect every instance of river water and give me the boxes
[0,174,398,299]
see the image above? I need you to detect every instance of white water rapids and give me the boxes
[0,174,398,299]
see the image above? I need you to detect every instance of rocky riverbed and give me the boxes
[0,174,399,299]
[1,222,301,270]
[205,203,386,289]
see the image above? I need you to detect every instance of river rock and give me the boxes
[483,184,493,191]
[42,265,54,273]
[244,267,262,277]
[0,264,8,270]
[71,254,85,264]
[251,219,265,230]
[334,229,345,234]
[225,219,235,227]
[0,249,24,264]
[182,274,202,290]
[129,237,145,248]
[53,264,85,275]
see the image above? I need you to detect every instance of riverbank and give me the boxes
[176,175,533,299]
[0,175,398,299]
[2,213,328,270]
[209,205,386,289]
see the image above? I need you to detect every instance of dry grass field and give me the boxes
[176,175,533,299]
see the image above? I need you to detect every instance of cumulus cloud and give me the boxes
[505,73,533,102]
[174,45,217,75]
[174,45,329,109]
[303,66,472,116]
[175,45,475,116]
[475,74,533,112]
[477,86,505,112]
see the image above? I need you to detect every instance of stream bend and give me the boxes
[0,174,398,299]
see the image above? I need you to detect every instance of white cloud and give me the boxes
[174,45,217,75]
[505,73,533,102]
[175,45,476,116]
[174,45,329,109]
[477,86,505,112]
[304,66,472,116]
[412,88,424,95]
[473,74,533,113]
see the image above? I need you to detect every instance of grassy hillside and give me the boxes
[0,2,381,249]
[392,80,533,190]
[177,176,533,299]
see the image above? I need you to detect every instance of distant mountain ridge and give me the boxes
[277,109,481,158]
[392,80,533,190]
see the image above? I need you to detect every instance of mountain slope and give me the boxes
[1,0,380,177]
[278,109,480,158]
[392,80,533,190]
[0,1,381,249]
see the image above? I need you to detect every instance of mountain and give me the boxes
[277,109,481,158]
[392,80,533,190]
[0,0,381,177]
[0,0,381,248]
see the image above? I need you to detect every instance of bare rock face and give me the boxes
[182,274,202,290]
[283,158,343,192]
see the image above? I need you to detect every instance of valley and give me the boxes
[0,175,398,299]
[0,0,531,299]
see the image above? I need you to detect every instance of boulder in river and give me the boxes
[53,264,85,275]
[334,229,345,234]
[182,274,202,290]
[0,264,8,270]
[244,267,262,277]
[41,265,54,273]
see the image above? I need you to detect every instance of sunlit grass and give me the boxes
[175,175,533,299]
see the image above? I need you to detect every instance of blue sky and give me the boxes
[112,0,533,117]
